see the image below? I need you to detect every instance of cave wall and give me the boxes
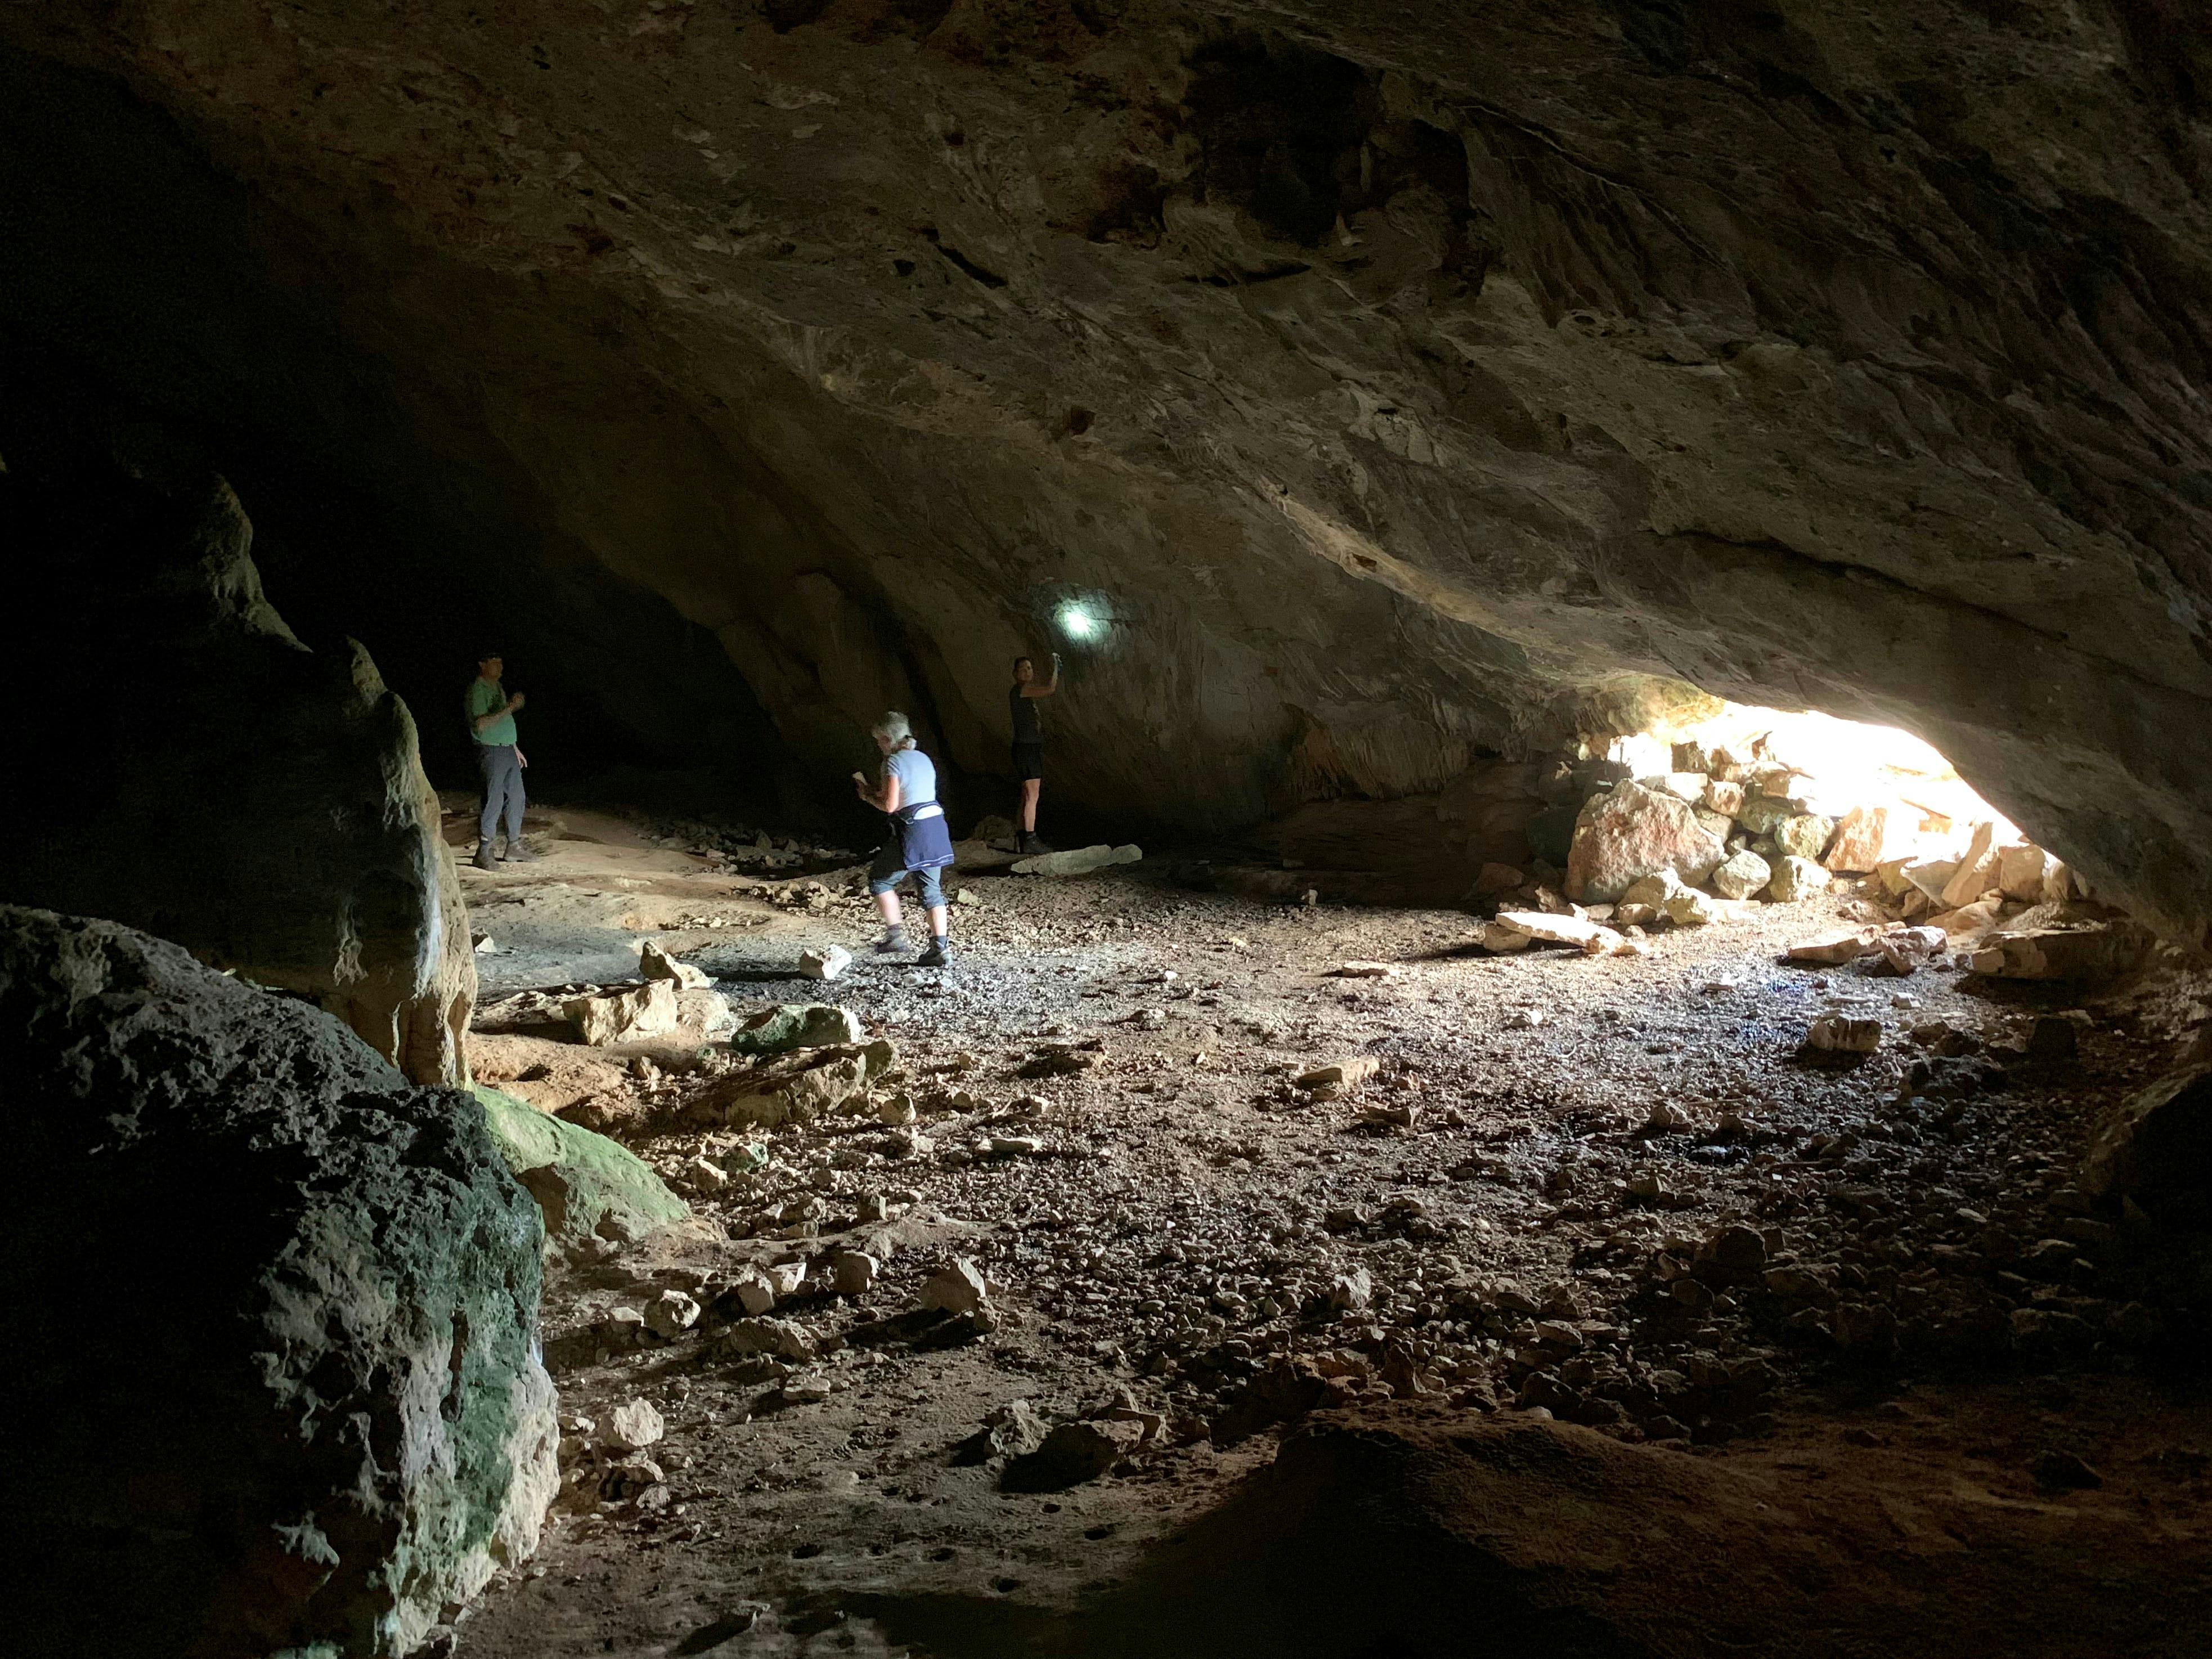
[0,392,477,1084]
[5,2,2212,930]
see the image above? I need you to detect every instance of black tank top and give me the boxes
[1009,683,1042,743]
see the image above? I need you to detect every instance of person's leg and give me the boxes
[499,748,532,859]
[915,868,953,965]
[474,746,500,868]
[868,846,910,951]
[1018,778,1040,833]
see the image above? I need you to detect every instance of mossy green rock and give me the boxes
[729,1002,865,1055]
[474,1085,689,1249]
[2,907,555,1658]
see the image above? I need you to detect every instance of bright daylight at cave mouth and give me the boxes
[6,5,2212,1658]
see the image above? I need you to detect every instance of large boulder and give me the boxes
[1566,781,1726,903]
[0,436,474,1084]
[0,907,555,1658]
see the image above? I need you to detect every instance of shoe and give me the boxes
[873,928,910,956]
[916,938,953,968]
[502,841,538,863]
[473,841,496,871]
[1017,832,1054,855]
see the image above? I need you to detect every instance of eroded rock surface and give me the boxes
[0,907,555,1658]
[5,5,2212,935]
[0,405,475,1083]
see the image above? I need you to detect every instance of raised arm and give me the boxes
[1021,652,1063,697]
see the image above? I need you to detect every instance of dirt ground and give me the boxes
[448,806,2212,1658]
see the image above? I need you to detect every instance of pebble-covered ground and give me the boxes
[454,808,2212,1658]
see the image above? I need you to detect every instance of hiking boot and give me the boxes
[1017,831,1053,855]
[473,840,496,871]
[873,927,911,956]
[502,840,538,863]
[916,937,953,969]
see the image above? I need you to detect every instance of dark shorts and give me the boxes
[1012,741,1044,782]
[868,842,945,908]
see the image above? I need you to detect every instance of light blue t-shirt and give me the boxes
[883,746,937,808]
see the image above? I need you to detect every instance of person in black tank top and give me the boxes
[1009,653,1060,853]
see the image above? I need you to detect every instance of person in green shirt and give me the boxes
[466,654,533,870]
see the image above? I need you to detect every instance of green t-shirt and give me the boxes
[467,678,517,747]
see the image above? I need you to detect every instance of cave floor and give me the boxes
[455,809,2212,1658]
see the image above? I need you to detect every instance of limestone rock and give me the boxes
[644,1289,700,1339]
[639,940,710,988]
[605,1400,664,1454]
[1773,813,1836,861]
[1297,1057,1379,1090]
[1969,925,2151,981]
[1998,844,2057,901]
[2082,1068,2212,1227]
[957,1398,1048,1465]
[798,944,852,981]
[710,1039,899,1128]
[1807,1015,1882,1054]
[1765,855,1830,902]
[1710,850,1771,899]
[832,1252,880,1297]
[564,980,681,1045]
[1823,805,1910,873]
[0,907,553,1657]
[1661,888,1726,926]
[1565,782,1725,903]
[729,1002,866,1055]
[0,462,474,1084]
[1002,1419,1145,1490]
[921,1259,990,1315]
[1701,779,1745,818]
[1787,929,1879,965]
[1494,911,1626,952]
[1940,823,2003,908]
[475,1087,690,1251]
[1011,844,1143,877]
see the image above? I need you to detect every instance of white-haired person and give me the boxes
[853,710,957,967]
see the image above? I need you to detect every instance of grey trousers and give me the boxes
[477,743,525,846]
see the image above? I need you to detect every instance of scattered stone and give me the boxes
[1702,778,1745,816]
[1807,1015,1882,1054]
[832,1252,880,1296]
[1002,1419,1144,1490]
[1011,844,1143,877]
[956,1398,1048,1464]
[1970,925,2149,981]
[1871,925,1948,975]
[2030,1449,2103,1491]
[1786,929,1878,966]
[878,1093,918,1126]
[1494,911,1626,953]
[683,1155,728,1192]
[605,1398,665,1453]
[729,1003,865,1055]
[720,1317,818,1361]
[1329,1267,1375,1313]
[1939,822,2002,908]
[564,980,681,1045]
[473,934,497,954]
[1504,1008,1547,1030]
[954,887,981,906]
[1773,813,1836,860]
[1764,855,1829,902]
[780,1377,833,1407]
[644,1289,701,1339]
[1711,850,1771,899]
[1821,804,1909,872]
[798,945,853,981]
[1661,888,1725,926]
[1480,921,1535,952]
[731,1270,778,1316]
[1329,959,1396,978]
[1297,1057,1379,1090]
[920,1258,989,1315]
[639,939,710,988]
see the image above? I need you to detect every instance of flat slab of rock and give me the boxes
[1969,925,2148,981]
[729,1002,865,1055]
[706,1038,899,1128]
[798,944,852,980]
[1011,843,1143,876]
[1493,911,1627,953]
